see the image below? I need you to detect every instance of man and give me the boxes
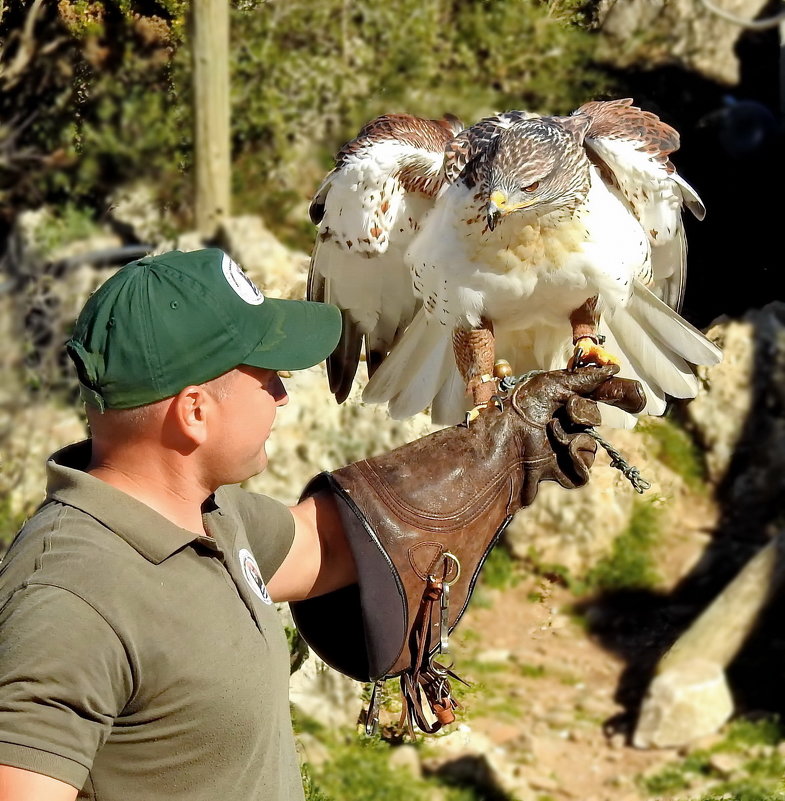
[0,249,642,800]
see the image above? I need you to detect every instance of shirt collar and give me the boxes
[46,440,226,564]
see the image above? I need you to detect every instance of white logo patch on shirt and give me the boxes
[238,548,272,604]
[221,253,265,305]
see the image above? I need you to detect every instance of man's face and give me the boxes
[206,365,288,485]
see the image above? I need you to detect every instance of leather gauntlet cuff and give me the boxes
[290,470,409,684]
[290,467,513,685]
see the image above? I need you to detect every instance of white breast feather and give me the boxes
[407,170,648,334]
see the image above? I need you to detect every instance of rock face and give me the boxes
[289,651,365,730]
[505,432,642,574]
[504,419,703,575]
[595,0,773,84]
[634,529,785,748]
[423,726,535,800]
[684,303,785,539]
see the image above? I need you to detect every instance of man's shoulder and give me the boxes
[215,485,296,580]
[0,500,141,601]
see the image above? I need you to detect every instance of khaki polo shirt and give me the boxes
[0,441,304,801]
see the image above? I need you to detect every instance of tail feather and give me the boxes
[600,277,721,424]
[430,365,467,425]
[596,401,638,429]
[630,281,722,366]
[606,305,699,400]
[363,310,457,420]
[598,324,668,418]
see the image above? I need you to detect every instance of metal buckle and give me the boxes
[364,679,384,736]
[430,552,461,675]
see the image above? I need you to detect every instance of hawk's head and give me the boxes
[484,119,590,231]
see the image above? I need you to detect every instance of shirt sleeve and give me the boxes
[218,486,296,580]
[0,583,133,789]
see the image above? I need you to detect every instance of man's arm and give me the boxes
[266,490,357,603]
[0,765,78,801]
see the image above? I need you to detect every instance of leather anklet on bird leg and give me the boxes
[453,320,502,422]
[568,297,619,370]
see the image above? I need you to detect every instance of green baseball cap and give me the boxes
[66,248,342,410]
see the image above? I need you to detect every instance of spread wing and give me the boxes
[573,98,705,312]
[307,113,462,402]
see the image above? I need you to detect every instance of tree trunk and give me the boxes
[191,0,230,238]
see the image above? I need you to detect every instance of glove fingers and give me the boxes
[569,434,597,487]
[590,377,646,414]
[547,420,597,488]
[534,364,619,403]
[565,395,602,427]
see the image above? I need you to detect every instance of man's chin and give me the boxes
[223,457,267,487]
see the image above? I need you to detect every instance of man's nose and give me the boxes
[272,373,289,405]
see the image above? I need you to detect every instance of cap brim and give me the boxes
[241,298,342,371]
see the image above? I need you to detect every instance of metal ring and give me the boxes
[441,552,461,586]
[431,657,455,677]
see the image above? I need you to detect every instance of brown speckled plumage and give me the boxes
[573,98,680,174]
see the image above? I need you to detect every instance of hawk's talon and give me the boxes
[568,336,621,371]
[463,396,503,426]
[463,407,481,426]
[568,346,584,372]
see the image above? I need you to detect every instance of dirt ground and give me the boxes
[452,577,686,801]
[439,486,785,801]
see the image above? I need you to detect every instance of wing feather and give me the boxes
[574,99,704,314]
[307,114,462,401]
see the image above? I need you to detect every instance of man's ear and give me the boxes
[168,385,211,447]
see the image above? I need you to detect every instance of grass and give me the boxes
[29,203,101,256]
[639,716,785,800]
[298,728,510,801]
[576,500,662,595]
[698,787,785,801]
[480,545,522,591]
[520,663,547,679]
[524,500,662,602]
[637,416,708,491]
[469,544,523,609]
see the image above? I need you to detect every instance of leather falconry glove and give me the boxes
[291,367,645,734]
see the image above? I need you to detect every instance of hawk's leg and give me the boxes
[452,320,499,421]
[567,297,620,371]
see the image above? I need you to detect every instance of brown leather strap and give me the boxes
[396,574,464,734]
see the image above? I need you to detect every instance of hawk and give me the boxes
[308,100,722,427]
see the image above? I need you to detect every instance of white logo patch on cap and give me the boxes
[221,253,265,305]
[238,548,273,604]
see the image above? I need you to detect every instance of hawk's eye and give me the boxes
[522,181,540,193]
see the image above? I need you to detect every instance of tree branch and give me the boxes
[0,0,47,89]
[699,0,785,30]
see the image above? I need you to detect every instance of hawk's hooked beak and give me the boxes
[486,190,507,231]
